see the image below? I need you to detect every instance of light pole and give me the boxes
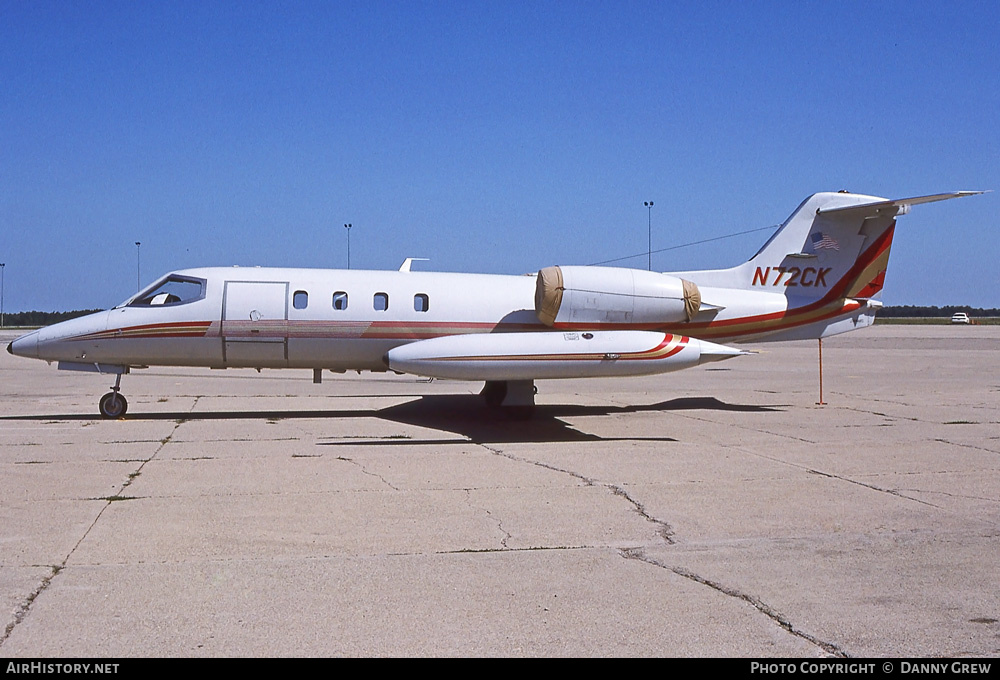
[135,242,141,291]
[1,263,5,328]
[344,224,352,269]
[644,201,654,271]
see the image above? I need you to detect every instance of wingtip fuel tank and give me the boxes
[386,330,747,381]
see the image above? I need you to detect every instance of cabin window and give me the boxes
[414,293,429,312]
[373,292,389,311]
[124,275,206,308]
[332,291,348,310]
[293,290,309,310]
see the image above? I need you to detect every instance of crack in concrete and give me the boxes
[0,407,191,649]
[620,547,848,658]
[841,400,998,423]
[473,442,675,544]
[2,565,62,645]
[737,447,943,509]
[838,404,920,422]
[894,487,999,504]
[468,490,512,549]
[667,409,819,444]
[332,456,399,490]
[932,438,1000,456]
[437,545,587,555]
[470,429,871,657]
[474,442,593,486]
[608,484,675,544]
[805,468,940,508]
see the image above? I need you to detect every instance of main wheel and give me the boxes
[481,381,508,408]
[99,392,128,418]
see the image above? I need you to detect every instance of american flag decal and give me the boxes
[811,232,840,251]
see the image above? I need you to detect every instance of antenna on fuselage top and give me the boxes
[399,258,429,272]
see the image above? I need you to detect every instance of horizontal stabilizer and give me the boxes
[816,191,984,217]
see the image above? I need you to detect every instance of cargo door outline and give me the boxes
[222,281,289,366]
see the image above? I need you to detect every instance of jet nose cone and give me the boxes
[8,330,39,359]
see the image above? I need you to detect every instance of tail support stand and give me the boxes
[816,338,826,406]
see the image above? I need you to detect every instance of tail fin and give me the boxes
[673,191,983,341]
[747,191,899,302]
[684,191,981,301]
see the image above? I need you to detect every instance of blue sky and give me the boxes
[2,1,997,311]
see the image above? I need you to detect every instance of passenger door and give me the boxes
[222,281,288,367]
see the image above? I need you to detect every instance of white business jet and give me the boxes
[7,191,981,418]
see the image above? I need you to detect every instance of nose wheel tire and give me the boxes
[99,392,128,418]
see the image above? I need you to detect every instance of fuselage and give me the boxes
[7,262,873,372]
[9,267,541,370]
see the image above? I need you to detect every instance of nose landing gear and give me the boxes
[98,373,128,418]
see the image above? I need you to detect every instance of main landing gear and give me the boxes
[98,373,128,418]
[481,380,537,420]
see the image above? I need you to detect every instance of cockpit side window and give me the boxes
[126,276,206,308]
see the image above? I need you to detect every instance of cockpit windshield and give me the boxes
[117,275,206,309]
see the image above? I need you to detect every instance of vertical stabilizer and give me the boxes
[745,191,897,303]
[671,191,982,342]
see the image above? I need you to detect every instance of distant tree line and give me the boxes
[2,309,104,327]
[880,305,999,317]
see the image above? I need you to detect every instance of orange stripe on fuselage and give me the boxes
[70,321,212,342]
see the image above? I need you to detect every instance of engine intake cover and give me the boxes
[535,265,700,326]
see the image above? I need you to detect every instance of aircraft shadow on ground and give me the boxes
[1,395,782,445]
[353,395,781,444]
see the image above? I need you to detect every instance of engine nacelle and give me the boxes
[534,265,701,326]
